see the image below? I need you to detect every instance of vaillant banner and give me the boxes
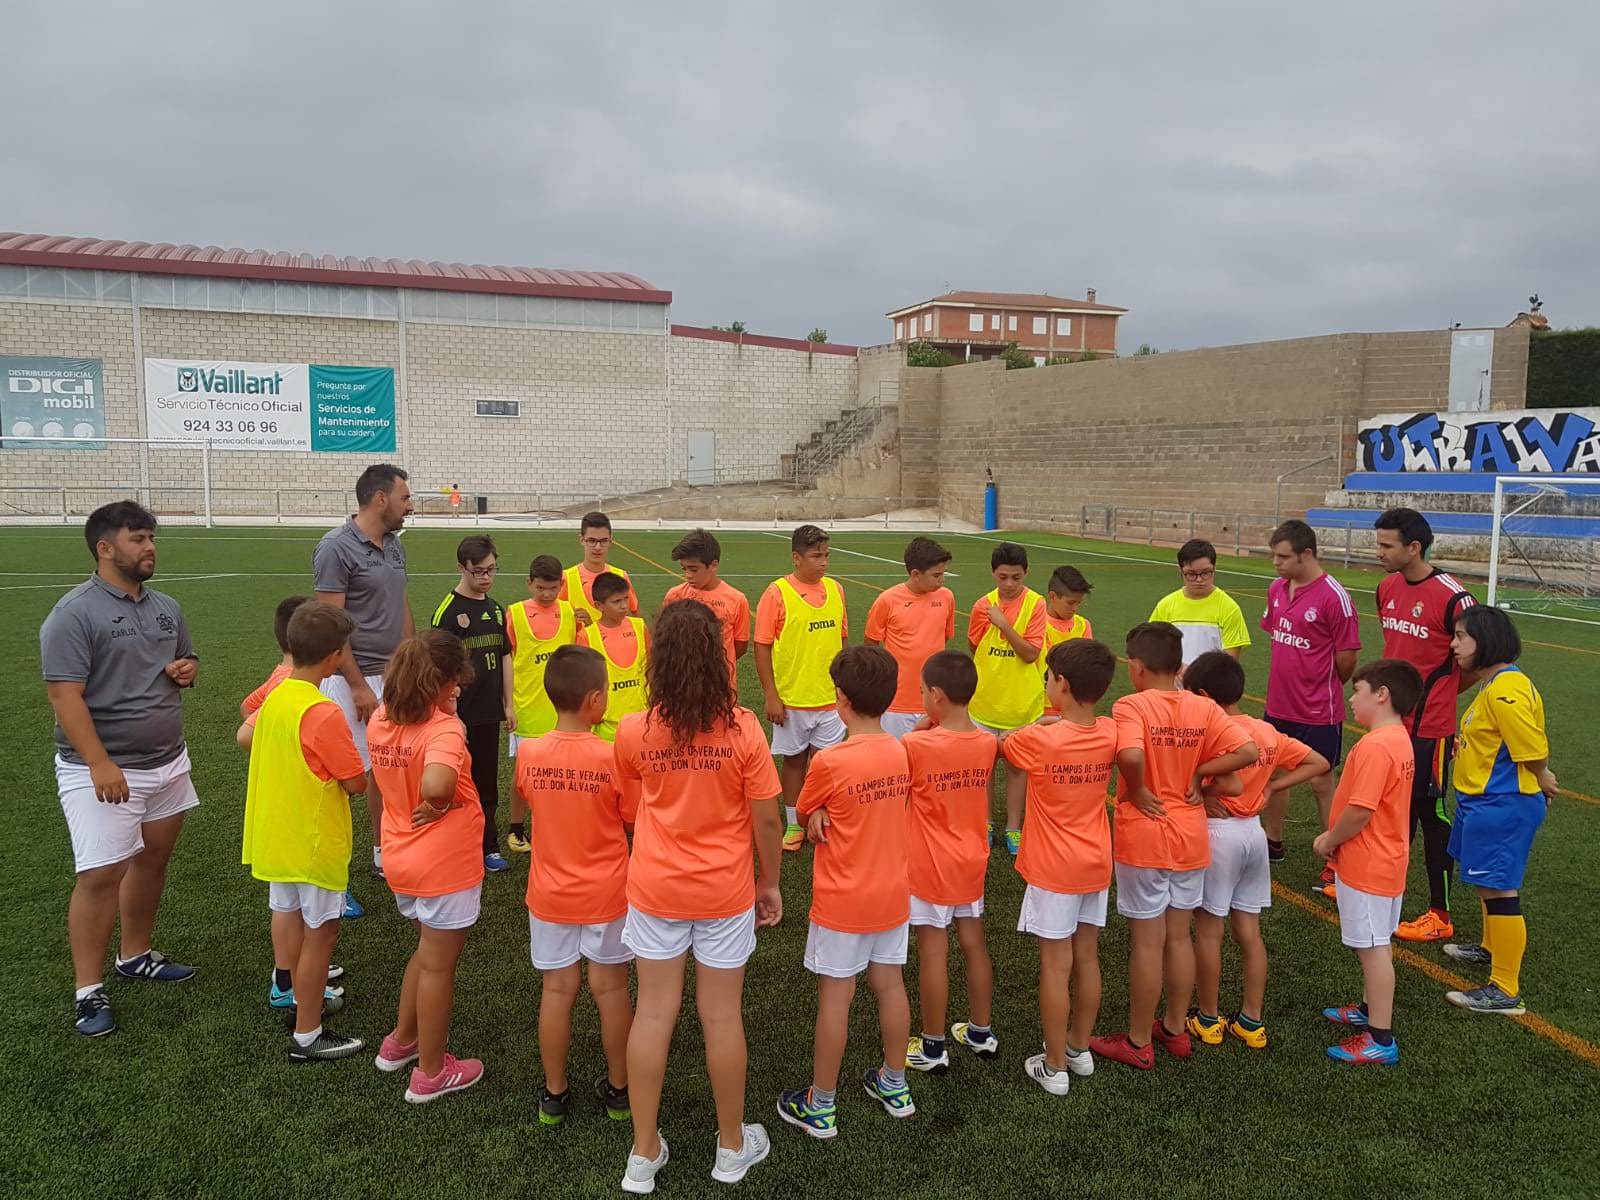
[143,359,395,453]
[1,356,106,449]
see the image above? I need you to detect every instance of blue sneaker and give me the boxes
[1321,1004,1368,1028]
[74,990,115,1037]
[343,892,365,920]
[270,980,346,1013]
[862,1067,916,1118]
[114,950,197,983]
[484,852,510,873]
[1326,1031,1399,1066]
[776,1088,837,1139]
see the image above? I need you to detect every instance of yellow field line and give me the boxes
[1270,883,1600,1070]
[609,538,681,578]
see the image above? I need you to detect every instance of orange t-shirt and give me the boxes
[663,580,751,689]
[243,663,292,714]
[368,705,486,898]
[1221,712,1312,820]
[616,707,781,920]
[579,618,647,668]
[508,598,566,643]
[1005,717,1117,894]
[797,733,912,933]
[753,575,850,644]
[1328,724,1415,897]
[866,583,957,714]
[966,590,1048,650]
[561,564,640,615]
[516,731,633,924]
[1111,689,1251,870]
[903,726,995,905]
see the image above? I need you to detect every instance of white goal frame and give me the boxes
[1487,473,1600,611]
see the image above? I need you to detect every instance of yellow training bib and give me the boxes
[509,598,577,738]
[585,617,649,742]
[242,678,352,892]
[565,564,631,626]
[771,576,845,708]
[971,588,1046,730]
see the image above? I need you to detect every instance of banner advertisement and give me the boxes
[1,356,106,450]
[1357,409,1600,474]
[143,359,395,453]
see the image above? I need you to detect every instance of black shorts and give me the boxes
[1264,714,1344,768]
[1409,734,1455,806]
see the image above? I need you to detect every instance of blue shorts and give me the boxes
[1265,715,1344,769]
[1448,792,1545,890]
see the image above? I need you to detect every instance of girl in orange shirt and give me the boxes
[614,601,785,1193]
[367,631,487,1105]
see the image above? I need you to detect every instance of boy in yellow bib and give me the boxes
[967,542,1047,857]
[241,602,370,1063]
[561,511,639,629]
[755,524,848,850]
[504,555,579,851]
[579,572,650,742]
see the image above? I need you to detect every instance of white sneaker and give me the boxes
[622,1135,669,1194]
[1024,1053,1072,1096]
[1064,1046,1095,1077]
[951,1021,999,1060]
[710,1123,771,1185]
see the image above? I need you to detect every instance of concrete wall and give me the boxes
[901,325,1532,530]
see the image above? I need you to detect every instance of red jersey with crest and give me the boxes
[1375,569,1474,739]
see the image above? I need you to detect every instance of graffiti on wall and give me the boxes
[1356,409,1600,473]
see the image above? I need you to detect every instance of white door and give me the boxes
[687,429,716,485]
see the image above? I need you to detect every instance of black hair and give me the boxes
[529,555,563,583]
[1453,605,1522,672]
[1125,621,1184,676]
[591,572,631,605]
[1351,658,1423,717]
[1177,539,1216,569]
[580,511,612,535]
[921,650,977,704]
[545,644,610,712]
[829,645,898,717]
[354,464,407,507]
[990,541,1028,571]
[1047,639,1116,705]
[1183,650,1246,707]
[456,534,498,567]
[1048,565,1093,596]
[273,594,312,652]
[1373,507,1434,554]
[84,500,156,560]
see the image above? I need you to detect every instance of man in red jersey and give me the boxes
[1373,508,1475,942]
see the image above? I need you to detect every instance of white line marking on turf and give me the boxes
[756,530,958,575]
[0,572,246,591]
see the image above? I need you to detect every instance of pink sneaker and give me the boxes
[375,1034,419,1073]
[404,1053,484,1104]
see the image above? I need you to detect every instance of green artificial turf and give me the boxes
[3,524,1597,1199]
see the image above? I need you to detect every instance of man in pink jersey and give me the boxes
[1260,521,1360,889]
[1373,507,1475,943]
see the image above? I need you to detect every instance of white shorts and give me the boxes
[320,673,384,770]
[770,706,846,757]
[1336,883,1404,949]
[880,712,924,740]
[804,921,909,978]
[1016,885,1108,940]
[909,895,985,929]
[56,749,200,873]
[1114,863,1205,919]
[268,881,346,929]
[622,905,757,969]
[528,912,633,970]
[1200,817,1272,917]
[395,883,483,931]
[973,720,1016,738]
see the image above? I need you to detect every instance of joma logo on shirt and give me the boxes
[986,645,1016,659]
[612,678,643,692]
[806,618,837,633]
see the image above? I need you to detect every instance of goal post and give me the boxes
[1487,474,1600,620]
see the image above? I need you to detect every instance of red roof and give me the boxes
[887,289,1126,316]
[0,232,671,304]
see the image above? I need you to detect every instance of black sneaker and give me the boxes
[1266,839,1285,863]
[74,990,116,1037]
[596,1075,630,1120]
[539,1086,572,1127]
[287,1030,366,1063]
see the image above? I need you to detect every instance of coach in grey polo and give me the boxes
[42,500,200,1039]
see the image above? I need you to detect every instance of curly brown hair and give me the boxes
[645,600,735,748]
[383,629,473,725]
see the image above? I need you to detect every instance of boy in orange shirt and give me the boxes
[1040,567,1093,719]
[901,651,998,1075]
[865,537,956,739]
[517,645,635,1125]
[754,524,848,850]
[663,528,751,700]
[578,572,649,742]
[778,646,914,1139]
[998,639,1119,1094]
[1314,658,1421,1066]
[1181,652,1330,1050]
[1090,622,1258,1071]
[239,594,310,722]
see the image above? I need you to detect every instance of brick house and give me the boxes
[887,289,1127,363]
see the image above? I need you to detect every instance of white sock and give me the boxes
[786,806,798,827]
[75,982,104,1002]
[372,846,382,868]
[294,1026,322,1047]
[114,951,146,966]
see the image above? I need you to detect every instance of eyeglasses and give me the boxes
[1181,568,1215,581]
[582,537,612,548]
[466,564,498,577]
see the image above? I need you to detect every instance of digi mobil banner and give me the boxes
[1,356,105,449]
[143,359,395,453]
[1357,409,1600,474]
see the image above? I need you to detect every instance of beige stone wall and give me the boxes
[855,342,903,408]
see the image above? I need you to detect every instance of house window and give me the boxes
[990,314,999,330]
[968,312,984,333]
[896,320,904,339]
[1056,317,1072,336]
[1008,315,1017,332]
[474,399,521,418]
[1032,316,1047,335]
[923,312,933,333]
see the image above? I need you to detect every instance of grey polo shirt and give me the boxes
[313,517,409,675]
[40,575,196,770]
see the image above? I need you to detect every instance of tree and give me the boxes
[1000,341,1035,370]
[711,320,747,334]
[905,339,957,368]
[1133,343,1160,356]
[807,328,828,343]
[1046,354,1076,365]
[1079,349,1099,362]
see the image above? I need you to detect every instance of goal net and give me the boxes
[1487,475,1600,620]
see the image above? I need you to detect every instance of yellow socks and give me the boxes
[1484,896,1526,998]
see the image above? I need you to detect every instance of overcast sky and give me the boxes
[6,3,1597,349]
